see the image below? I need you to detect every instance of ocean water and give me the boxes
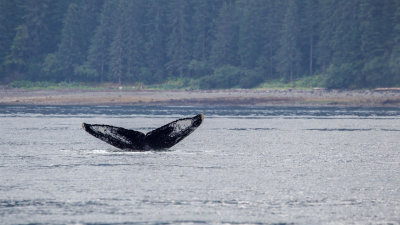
[0,105,399,225]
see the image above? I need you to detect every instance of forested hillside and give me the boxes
[1,0,400,89]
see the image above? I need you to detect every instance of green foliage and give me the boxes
[210,1,239,67]
[238,0,264,69]
[0,0,24,68]
[42,53,61,79]
[166,0,192,77]
[188,60,212,78]
[199,65,263,89]
[325,63,358,89]
[144,0,168,82]
[293,74,325,88]
[148,77,199,90]
[239,70,264,89]
[135,67,153,85]
[55,1,101,81]
[199,65,241,89]
[258,79,291,89]
[1,0,400,89]
[259,75,325,89]
[191,0,219,62]
[4,24,29,68]
[8,80,95,90]
[74,64,98,81]
[276,0,302,82]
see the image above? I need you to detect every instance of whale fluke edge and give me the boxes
[82,113,204,151]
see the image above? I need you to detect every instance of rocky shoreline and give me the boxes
[1,88,400,107]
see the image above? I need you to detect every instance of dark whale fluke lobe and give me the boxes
[82,113,204,151]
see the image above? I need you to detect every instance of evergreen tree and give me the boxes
[5,0,60,80]
[145,0,168,82]
[316,0,339,73]
[43,1,70,55]
[4,24,29,78]
[389,2,400,83]
[54,0,102,81]
[302,0,319,76]
[166,0,192,77]
[359,0,394,86]
[87,0,119,82]
[0,0,24,77]
[210,1,239,67]
[121,0,146,82]
[78,0,103,57]
[189,0,220,77]
[238,0,264,69]
[86,24,107,82]
[256,0,285,79]
[55,3,81,80]
[110,26,124,85]
[191,0,219,62]
[1,0,400,88]
[276,0,302,82]
[325,0,362,88]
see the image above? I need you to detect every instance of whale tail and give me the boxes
[144,113,204,149]
[82,113,204,151]
[82,123,146,150]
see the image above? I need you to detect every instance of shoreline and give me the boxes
[1,88,400,107]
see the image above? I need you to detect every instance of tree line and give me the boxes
[1,0,400,89]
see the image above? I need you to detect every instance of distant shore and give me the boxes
[1,88,400,107]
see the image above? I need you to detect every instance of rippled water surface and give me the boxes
[0,105,399,225]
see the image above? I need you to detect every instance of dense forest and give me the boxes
[1,0,400,89]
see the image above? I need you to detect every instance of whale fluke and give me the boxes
[82,113,204,151]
